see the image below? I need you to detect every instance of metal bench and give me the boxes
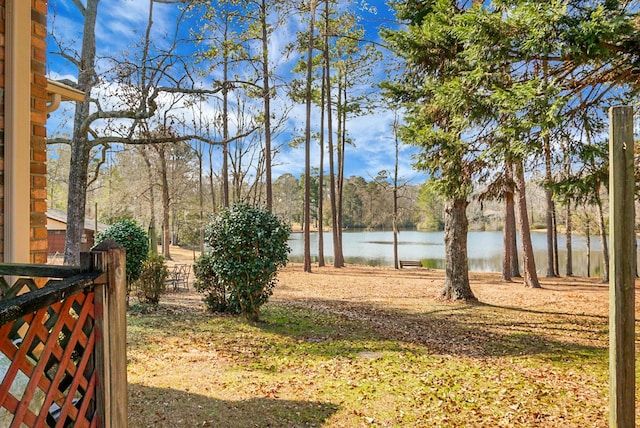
[166,264,190,290]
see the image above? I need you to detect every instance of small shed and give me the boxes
[46,210,108,255]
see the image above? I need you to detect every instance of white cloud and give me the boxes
[94,0,182,58]
[270,100,423,182]
[46,0,425,185]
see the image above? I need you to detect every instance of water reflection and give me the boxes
[288,230,621,277]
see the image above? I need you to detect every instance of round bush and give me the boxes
[95,219,149,283]
[195,204,291,321]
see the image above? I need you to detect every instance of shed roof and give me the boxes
[46,209,108,232]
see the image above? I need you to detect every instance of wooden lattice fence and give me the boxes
[0,244,127,427]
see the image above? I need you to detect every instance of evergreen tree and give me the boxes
[383,0,484,301]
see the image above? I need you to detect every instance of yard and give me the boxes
[127,253,638,427]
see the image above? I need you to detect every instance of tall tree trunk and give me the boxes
[565,202,573,276]
[222,22,230,208]
[585,216,591,277]
[544,153,557,276]
[157,146,171,260]
[504,162,520,278]
[65,143,91,265]
[502,163,515,281]
[545,195,555,276]
[318,64,326,267]
[140,148,157,255]
[197,145,205,253]
[303,0,317,273]
[324,0,341,269]
[553,207,559,275]
[595,193,609,282]
[393,114,400,270]
[514,159,541,288]
[542,59,557,277]
[208,144,217,213]
[333,73,346,268]
[510,217,521,277]
[222,139,229,207]
[171,204,179,247]
[441,198,476,301]
[231,136,242,203]
[260,0,273,211]
[64,0,99,265]
[393,192,399,269]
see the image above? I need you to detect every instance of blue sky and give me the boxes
[46,0,426,184]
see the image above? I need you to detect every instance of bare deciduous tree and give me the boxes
[49,0,229,264]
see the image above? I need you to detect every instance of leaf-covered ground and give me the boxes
[127,256,639,427]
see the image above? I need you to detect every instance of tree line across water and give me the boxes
[48,140,611,273]
[47,1,639,301]
[49,140,573,234]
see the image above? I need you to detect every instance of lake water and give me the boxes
[288,230,622,277]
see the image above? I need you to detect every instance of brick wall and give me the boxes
[31,0,48,264]
[0,0,49,264]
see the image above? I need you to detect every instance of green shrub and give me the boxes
[96,219,149,283]
[195,204,291,321]
[193,253,232,313]
[135,255,169,304]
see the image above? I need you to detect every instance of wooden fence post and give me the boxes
[92,240,128,428]
[608,105,635,428]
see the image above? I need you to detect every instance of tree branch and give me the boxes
[46,137,72,146]
[81,126,259,147]
[71,0,86,15]
[87,143,110,187]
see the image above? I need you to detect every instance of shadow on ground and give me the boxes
[266,297,608,363]
[130,293,608,366]
[128,383,339,427]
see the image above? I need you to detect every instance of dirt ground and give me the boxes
[157,245,637,360]
[163,245,624,320]
[126,246,638,427]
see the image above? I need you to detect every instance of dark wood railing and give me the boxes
[0,242,127,427]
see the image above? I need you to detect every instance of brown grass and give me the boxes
[126,247,638,427]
